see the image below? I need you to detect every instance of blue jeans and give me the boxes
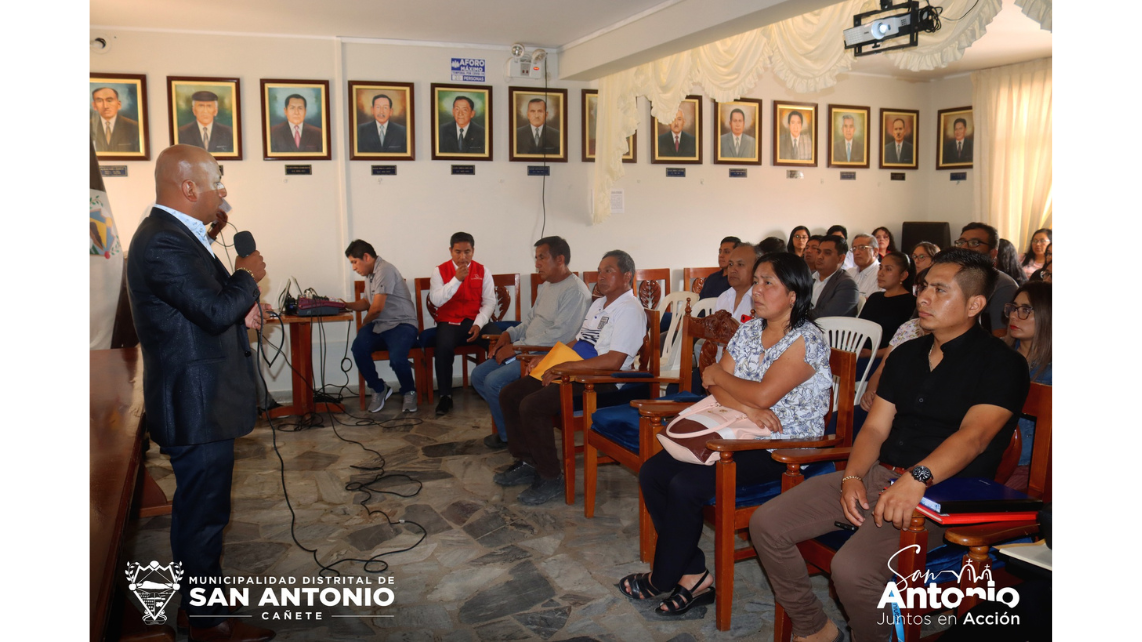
[471,358,523,440]
[352,323,418,395]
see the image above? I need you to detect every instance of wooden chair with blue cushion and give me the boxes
[536,308,661,505]
[353,280,427,409]
[469,272,522,361]
[413,277,490,404]
[581,306,737,562]
[765,384,1043,642]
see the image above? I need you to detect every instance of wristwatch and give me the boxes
[910,465,934,487]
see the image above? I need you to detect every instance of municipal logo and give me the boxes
[126,560,184,625]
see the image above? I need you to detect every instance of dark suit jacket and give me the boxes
[832,138,864,163]
[883,141,914,164]
[357,120,407,153]
[126,208,259,447]
[942,138,972,164]
[657,131,696,157]
[439,121,485,153]
[92,115,140,153]
[177,121,235,154]
[270,122,324,153]
[811,269,859,319]
[515,124,560,154]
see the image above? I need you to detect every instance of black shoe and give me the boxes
[435,395,453,417]
[484,433,508,450]
[493,460,537,486]
[517,475,565,506]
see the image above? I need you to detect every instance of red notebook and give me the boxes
[916,504,1039,525]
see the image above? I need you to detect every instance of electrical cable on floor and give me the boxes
[253,303,428,576]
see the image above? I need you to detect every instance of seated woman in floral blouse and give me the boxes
[616,252,833,617]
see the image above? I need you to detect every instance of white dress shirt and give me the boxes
[847,260,882,299]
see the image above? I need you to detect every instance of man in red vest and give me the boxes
[428,232,496,416]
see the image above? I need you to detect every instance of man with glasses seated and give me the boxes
[846,234,882,299]
[952,223,1018,337]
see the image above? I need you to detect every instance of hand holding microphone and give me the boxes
[233,230,267,282]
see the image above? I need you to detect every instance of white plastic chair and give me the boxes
[657,292,717,390]
[816,317,882,405]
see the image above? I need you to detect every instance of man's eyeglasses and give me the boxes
[1003,303,1035,320]
[953,238,990,249]
[853,244,875,252]
[211,181,225,192]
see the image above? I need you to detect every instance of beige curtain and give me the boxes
[591,0,1014,223]
[971,58,1052,250]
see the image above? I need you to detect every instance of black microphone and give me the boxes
[234,230,256,257]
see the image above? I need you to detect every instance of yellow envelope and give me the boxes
[528,342,583,380]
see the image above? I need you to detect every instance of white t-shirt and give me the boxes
[575,289,646,371]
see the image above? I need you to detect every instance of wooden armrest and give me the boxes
[769,447,853,464]
[480,333,502,340]
[518,354,543,362]
[513,345,551,353]
[574,374,681,385]
[943,521,1040,547]
[549,366,619,377]
[634,401,695,418]
[707,436,845,452]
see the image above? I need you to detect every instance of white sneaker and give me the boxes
[368,385,393,413]
[402,392,418,413]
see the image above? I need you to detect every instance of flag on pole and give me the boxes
[90,141,124,349]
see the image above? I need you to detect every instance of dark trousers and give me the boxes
[433,319,486,397]
[352,323,418,395]
[639,448,785,590]
[166,439,236,628]
[749,465,947,641]
[499,376,615,480]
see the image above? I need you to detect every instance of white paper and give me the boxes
[609,189,625,214]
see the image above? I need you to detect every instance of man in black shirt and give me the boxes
[696,236,741,300]
[749,248,1029,642]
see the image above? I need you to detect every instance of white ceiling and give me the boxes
[90,0,1050,81]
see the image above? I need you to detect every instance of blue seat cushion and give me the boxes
[589,391,706,453]
[708,461,837,507]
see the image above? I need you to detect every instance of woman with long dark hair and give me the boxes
[787,225,810,257]
[618,252,833,617]
[1019,228,1051,279]
[996,238,1027,286]
[872,226,897,259]
[1004,281,1052,489]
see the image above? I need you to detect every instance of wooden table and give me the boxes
[267,312,354,418]
[90,347,173,641]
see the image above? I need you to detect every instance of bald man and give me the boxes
[126,145,275,641]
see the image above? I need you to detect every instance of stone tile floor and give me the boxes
[124,389,850,641]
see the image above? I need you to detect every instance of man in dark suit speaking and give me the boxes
[357,94,407,153]
[439,95,485,153]
[177,91,235,154]
[657,108,696,157]
[516,98,560,155]
[91,86,140,153]
[127,144,275,642]
[270,94,324,153]
[942,117,973,164]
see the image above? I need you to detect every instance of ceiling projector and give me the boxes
[843,0,941,56]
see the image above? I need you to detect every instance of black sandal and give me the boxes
[657,570,715,616]
[617,572,666,600]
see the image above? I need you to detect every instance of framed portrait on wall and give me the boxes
[936,106,973,169]
[713,98,761,165]
[879,108,919,169]
[651,95,702,164]
[348,81,414,161]
[260,79,331,161]
[167,76,242,160]
[431,83,493,161]
[90,73,150,161]
[773,100,817,166]
[582,89,635,163]
[827,104,870,168]
[508,87,567,162]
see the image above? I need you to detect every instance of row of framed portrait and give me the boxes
[90,73,973,170]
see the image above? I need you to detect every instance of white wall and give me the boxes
[92,28,976,396]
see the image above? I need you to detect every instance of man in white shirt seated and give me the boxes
[427,231,496,417]
[715,242,757,323]
[846,233,883,299]
[494,250,647,506]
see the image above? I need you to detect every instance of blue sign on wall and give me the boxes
[451,58,486,82]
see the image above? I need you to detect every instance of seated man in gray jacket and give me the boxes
[810,235,859,319]
[472,236,592,449]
